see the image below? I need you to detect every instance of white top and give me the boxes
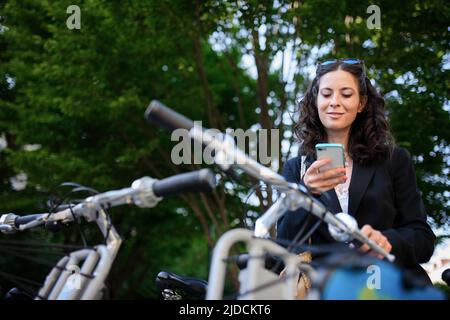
[334,158,353,213]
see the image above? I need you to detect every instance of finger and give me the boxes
[368,235,390,259]
[368,230,382,242]
[385,242,392,253]
[319,175,347,186]
[319,167,347,180]
[360,244,370,252]
[359,225,374,253]
[312,180,346,193]
[307,186,322,195]
[311,174,347,189]
[311,180,343,193]
[366,247,385,260]
[305,163,346,192]
[312,186,333,194]
[304,173,343,191]
[360,225,373,237]
[369,232,387,251]
[307,159,331,172]
[375,237,392,256]
[372,247,384,259]
[304,176,323,194]
[376,237,387,249]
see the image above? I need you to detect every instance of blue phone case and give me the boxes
[315,143,345,171]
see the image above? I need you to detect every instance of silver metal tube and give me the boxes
[36,256,69,300]
[206,228,299,300]
[61,250,100,300]
[40,222,120,300]
[48,249,92,300]
[352,230,395,262]
[190,127,289,187]
[207,229,249,299]
[244,236,299,300]
[85,187,137,209]
[254,195,287,238]
[80,244,118,300]
[78,210,122,299]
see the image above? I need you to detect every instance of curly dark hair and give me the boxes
[294,60,394,166]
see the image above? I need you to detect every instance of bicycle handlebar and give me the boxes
[146,100,290,187]
[145,100,194,131]
[0,213,47,232]
[153,168,215,197]
[0,169,216,232]
[15,214,46,226]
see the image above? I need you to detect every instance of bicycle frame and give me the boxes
[1,169,216,300]
[36,209,122,300]
[11,177,159,299]
[206,228,306,300]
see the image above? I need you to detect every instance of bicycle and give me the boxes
[145,100,446,300]
[0,168,216,300]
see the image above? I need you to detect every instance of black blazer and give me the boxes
[277,147,435,283]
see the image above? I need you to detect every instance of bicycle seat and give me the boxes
[3,287,33,300]
[155,271,208,300]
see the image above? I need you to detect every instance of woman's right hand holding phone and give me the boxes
[303,158,347,195]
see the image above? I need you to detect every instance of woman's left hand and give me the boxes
[359,224,392,259]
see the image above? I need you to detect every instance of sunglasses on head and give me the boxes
[316,58,365,73]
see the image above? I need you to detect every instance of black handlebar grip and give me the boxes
[145,100,195,131]
[14,214,45,227]
[153,169,216,197]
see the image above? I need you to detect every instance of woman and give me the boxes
[277,58,435,283]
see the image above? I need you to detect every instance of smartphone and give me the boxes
[315,143,345,172]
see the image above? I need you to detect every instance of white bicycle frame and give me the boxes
[1,176,162,300]
[36,209,122,300]
[206,228,306,300]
